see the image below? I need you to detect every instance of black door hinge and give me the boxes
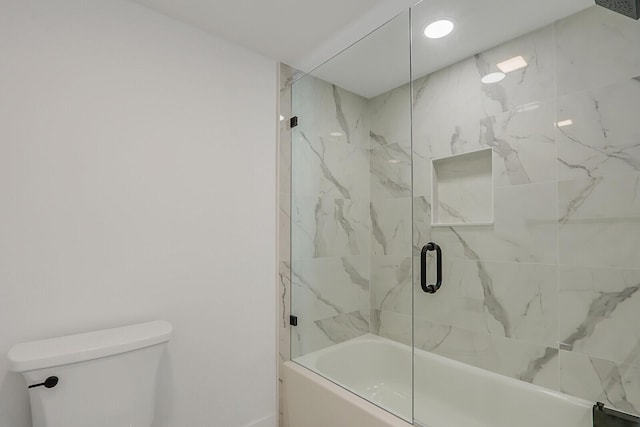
[289,315,298,326]
[290,116,298,128]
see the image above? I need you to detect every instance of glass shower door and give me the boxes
[411,1,566,423]
[286,0,640,423]
[289,10,414,423]
[411,0,640,425]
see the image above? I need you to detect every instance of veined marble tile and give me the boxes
[559,173,640,223]
[370,140,411,199]
[290,311,364,358]
[413,78,484,161]
[433,149,493,225]
[414,320,559,390]
[413,99,556,189]
[557,77,640,180]
[560,350,640,416]
[291,74,369,148]
[291,130,370,199]
[367,83,411,151]
[412,58,490,162]
[412,26,555,162]
[369,307,380,335]
[368,81,413,200]
[290,255,369,322]
[278,191,290,263]
[370,198,412,256]
[280,63,303,95]
[279,66,293,197]
[290,69,370,200]
[474,25,556,112]
[278,63,294,371]
[412,196,432,256]
[430,182,558,264]
[291,310,369,358]
[556,6,640,97]
[414,258,558,347]
[559,266,640,368]
[314,310,369,344]
[279,116,291,197]
[559,173,640,269]
[279,261,291,363]
[372,309,412,347]
[291,196,370,260]
[370,255,412,315]
[279,118,291,189]
[487,104,557,186]
[412,150,431,198]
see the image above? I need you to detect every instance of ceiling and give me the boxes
[311,0,595,98]
[132,0,595,98]
[131,0,401,67]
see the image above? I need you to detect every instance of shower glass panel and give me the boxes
[289,0,640,423]
[411,0,640,425]
[289,11,413,422]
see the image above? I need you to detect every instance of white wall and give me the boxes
[0,1,277,426]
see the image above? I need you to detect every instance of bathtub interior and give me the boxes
[295,335,413,422]
[294,334,594,427]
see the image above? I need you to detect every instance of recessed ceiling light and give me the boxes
[330,132,344,137]
[279,115,285,121]
[481,72,506,84]
[497,56,528,73]
[556,119,573,127]
[424,19,454,39]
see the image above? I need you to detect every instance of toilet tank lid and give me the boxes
[7,320,172,373]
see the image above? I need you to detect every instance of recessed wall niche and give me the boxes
[431,148,494,226]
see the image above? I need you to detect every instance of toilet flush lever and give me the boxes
[28,376,59,389]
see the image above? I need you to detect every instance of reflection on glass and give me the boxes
[289,10,413,423]
[411,0,640,426]
[287,0,640,424]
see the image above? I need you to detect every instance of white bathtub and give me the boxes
[284,334,593,427]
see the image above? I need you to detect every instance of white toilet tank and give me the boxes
[8,320,172,427]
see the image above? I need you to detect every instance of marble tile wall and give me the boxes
[278,4,640,424]
[367,83,414,342]
[554,5,640,414]
[289,73,372,357]
[408,4,640,416]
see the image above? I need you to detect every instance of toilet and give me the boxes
[8,320,172,427]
